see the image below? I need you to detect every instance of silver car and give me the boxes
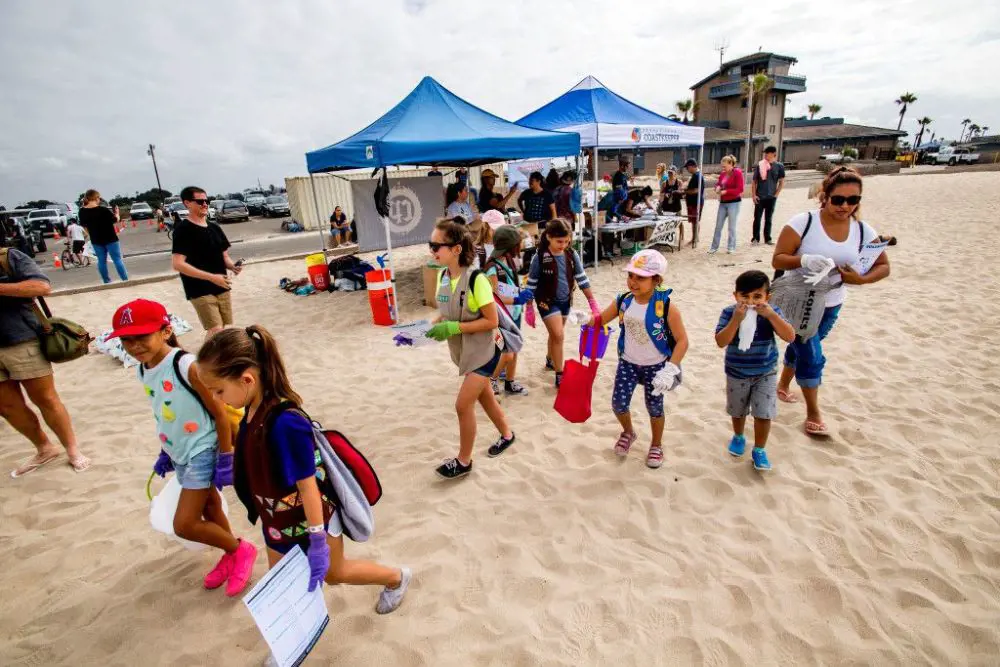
[263,195,290,218]
[217,200,250,223]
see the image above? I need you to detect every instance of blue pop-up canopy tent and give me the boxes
[517,76,704,265]
[303,76,580,322]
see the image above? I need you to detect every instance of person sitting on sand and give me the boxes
[771,166,891,436]
[588,249,689,469]
[714,270,795,472]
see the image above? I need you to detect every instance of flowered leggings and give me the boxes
[612,359,666,418]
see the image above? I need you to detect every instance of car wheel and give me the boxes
[37,239,47,252]
[949,158,957,166]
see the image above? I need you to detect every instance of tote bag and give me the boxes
[554,328,602,423]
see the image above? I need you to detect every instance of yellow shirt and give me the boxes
[439,269,495,313]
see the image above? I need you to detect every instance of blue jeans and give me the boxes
[711,201,741,252]
[173,448,217,490]
[93,241,128,283]
[783,305,842,389]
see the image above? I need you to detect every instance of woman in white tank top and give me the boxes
[770,167,891,436]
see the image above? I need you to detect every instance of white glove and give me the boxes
[737,308,758,351]
[800,255,836,285]
[567,309,591,327]
[651,362,682,396]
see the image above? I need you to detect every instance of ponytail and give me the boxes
[197,325,302,405]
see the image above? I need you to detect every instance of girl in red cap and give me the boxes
[110,299,257,596]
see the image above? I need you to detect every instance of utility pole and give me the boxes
[744,76,755,174]
[147,144,163,194]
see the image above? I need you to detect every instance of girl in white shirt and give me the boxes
[771,166,891,436]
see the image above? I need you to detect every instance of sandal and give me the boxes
[646,446,664,469]
[68,454,91,472]
[10,450,60,478]
[804,420,831,437]
[613,431,636,457]
[777,388,799,404]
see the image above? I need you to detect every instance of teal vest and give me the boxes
[616,287,675,358]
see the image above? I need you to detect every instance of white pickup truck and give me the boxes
[923,146,980,166]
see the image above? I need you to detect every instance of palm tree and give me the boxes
[982,126,990,137]
[675,99,693,124]
[807,103,822,119]
[960,118,972,142]
[895,92,917,131]
[741,73,774,170]
[914,117,932,149]
[968,123,981,140]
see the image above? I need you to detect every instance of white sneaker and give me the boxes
[376,567,411,614]
[707,248,718,254]
[727,249,734,254]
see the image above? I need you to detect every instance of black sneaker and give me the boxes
[545,356,555,371]
[555,371,563,388]
[490,378,501,396]
[435,458,472,479]
[488,433,515,458]
[504,380,529,396]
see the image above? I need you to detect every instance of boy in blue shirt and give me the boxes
[715,270,795,471]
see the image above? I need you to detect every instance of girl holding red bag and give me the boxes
[588,250,689,469]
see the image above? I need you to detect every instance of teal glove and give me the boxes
[426,321,461,341]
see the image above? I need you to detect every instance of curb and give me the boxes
[50,248,355,297]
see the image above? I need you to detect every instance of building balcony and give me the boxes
[708,74,807,99]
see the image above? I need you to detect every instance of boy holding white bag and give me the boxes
[715,271,796,471]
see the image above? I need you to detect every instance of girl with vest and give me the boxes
[425,219,516,479]
[109,299,257,597]
[525,219,600,388]
[484,224,532,397]
[588,250,690,469]
[197,326,411,613]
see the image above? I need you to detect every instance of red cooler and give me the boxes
[365,269,396,326]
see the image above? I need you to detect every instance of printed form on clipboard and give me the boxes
[853,241,889,275]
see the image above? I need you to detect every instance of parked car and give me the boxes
[167,201,190,224]
[163,195,181,209]
[2,217,46,256]
[262,195,290,218]
[244,194,266,215]
[48,202,78,224]
[923,146,980,166]
[217,200,250,223]
[130,201,154,220]
[27,208,64,237]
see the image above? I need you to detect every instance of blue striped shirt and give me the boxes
[716,305,785,379]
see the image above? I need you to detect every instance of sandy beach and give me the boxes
[1,171,998,666]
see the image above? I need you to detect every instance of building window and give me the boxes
[771,94,778,106]
[769,125,776,134]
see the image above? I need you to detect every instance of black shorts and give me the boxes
[72,240,85,253]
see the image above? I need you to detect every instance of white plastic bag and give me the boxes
[149,476,229,551]
[737,308,758,351]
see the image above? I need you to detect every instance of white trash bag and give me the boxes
[148,474,229,551]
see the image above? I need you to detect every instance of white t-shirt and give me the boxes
[67,223,85,242]
[620,299,668,366]
[786,210,878,307]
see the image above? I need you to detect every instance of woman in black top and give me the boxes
[544,168,561,194]
[660,167,683,214]
[79,189,128,283]
[329,206,351,246]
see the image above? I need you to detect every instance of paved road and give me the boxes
[39,216,332,291]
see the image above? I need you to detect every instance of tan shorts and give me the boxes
[190,291,233,330]
[0,339,52,382]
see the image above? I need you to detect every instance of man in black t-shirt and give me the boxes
[171,185,241,337]
[750,145,786,245]
[683,159,705,248]
[517,171,556,224]
[612,158,631,191]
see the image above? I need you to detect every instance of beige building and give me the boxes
[782,118,906,168]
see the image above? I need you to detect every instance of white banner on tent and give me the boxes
[592,122,705,148]
[351,176,443,253]
[506,159,551,190]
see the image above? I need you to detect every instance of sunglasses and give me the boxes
[428,241,456,252]
[829,195,862,206]
[189,198,210,206]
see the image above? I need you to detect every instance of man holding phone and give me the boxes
[171,185,242,338]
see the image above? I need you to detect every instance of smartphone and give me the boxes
[234,258,245,268]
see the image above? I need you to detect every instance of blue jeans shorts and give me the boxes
[783,305,841,389]
[471,347,503,377]
[174,448,217,490]
[539,298,571,320]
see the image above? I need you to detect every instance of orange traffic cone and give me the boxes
[148,218,154,227]
[52,253,62,269]
[53,229,60,241]
[132,219,137,228]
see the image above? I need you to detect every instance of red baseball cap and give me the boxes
[108,299,170,338]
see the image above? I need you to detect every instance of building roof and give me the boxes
[703,127,768,143]
[783,122,906,143]
[690,52,799,90]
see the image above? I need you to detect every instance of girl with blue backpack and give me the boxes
[588,250,689,469]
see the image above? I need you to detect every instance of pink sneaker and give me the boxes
[204,551,234,590]
[225,539,258,597]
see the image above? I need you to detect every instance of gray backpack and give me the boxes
[470,269,523,354]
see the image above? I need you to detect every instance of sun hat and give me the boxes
[482,209,505,230]
[481,168,498,179]
[491,225,522,257]
[622,249,667,278]
[108,299,170,338]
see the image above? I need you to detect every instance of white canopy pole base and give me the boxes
[308,173,328,259]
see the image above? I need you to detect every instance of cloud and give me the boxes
[0,0,997,205]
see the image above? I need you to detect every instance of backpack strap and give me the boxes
[172,351,209,414]
[857,219,864,252]
[801,211,813,240]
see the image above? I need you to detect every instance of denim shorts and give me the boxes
[783,305,842,389]
[539,298,571,320]
[174,448,217,490]
[471,347,503,377]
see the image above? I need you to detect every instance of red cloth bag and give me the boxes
[554,327,602,423]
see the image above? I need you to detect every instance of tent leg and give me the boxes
[593,148,599,271]
[698,144,705,230]
[381,214,398,324]
[308,173,328,258]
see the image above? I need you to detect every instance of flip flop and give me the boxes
[10,451,60,478]
[804,420,831,437]
[68,454,91,472]
[777,389,799,404]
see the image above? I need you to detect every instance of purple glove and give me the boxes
[153,450,173,477]
[213,451,234,489]
[307,531,330,592]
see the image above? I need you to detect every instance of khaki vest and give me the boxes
[436,267,499,375]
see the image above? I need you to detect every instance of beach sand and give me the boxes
[1,171,998,666]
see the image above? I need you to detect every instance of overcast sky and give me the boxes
[1,0,997,207]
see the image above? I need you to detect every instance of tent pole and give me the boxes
[308,173,328,258]
[380,167,398,324]
[593,147,599,270]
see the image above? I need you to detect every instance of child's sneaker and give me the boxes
[435,458,472,479]
[752,447,772,471]
[504,380,529,396]
[376,567,411,614]
[488,432,515,457]
[225,539,258,597]
[728,434,746,457]
[490,378,500,396]
[203,551,234,589]
[545,356,555,371]
[555,371,563,388]
[646,445,664,469]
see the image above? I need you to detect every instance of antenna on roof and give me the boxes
[713,38,729,69]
